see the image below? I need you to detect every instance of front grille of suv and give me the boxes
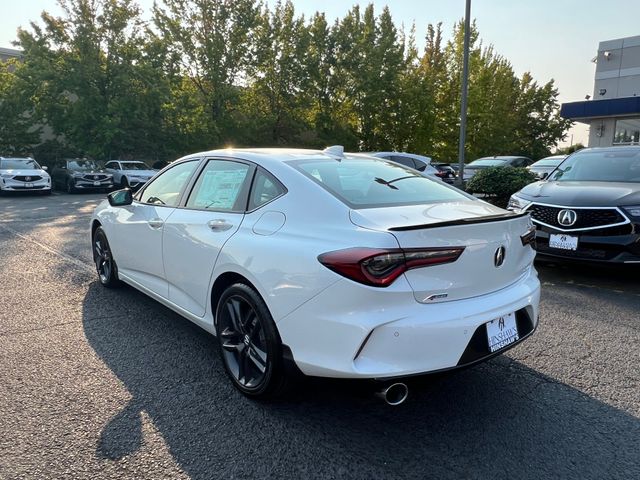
[528,204,627,230]
[14,175,42,182]
[82,174,108,181]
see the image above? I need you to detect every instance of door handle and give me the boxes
[148,218,164,229]
[207,219,233,232]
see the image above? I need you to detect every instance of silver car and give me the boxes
[368,152,441,179]
[105,160,157,189]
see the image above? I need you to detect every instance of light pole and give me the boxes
[457,0,471,187]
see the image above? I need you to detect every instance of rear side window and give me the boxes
[289,157,469,209]
[390,155,416,169]
[249,168,286,210]
[186,160,252,211]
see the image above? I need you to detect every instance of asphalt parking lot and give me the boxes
[0,192,639,480]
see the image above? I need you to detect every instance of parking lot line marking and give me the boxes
[0,223,94,274]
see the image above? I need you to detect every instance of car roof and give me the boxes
[369,151,432,162]
[573,145,640,154]
[473,155,529,160]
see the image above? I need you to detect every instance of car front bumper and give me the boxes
[533,225,640,263]
[1,178,51,191]
[276,266,540,379]
[73,179,114,190]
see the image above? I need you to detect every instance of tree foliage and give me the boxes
[466,167,538,207]
[0,0,573,163]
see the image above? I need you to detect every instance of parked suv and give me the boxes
[105,160,157,190]
[508,146,640,263]
[0,157,51,194]
[51,159,114,193]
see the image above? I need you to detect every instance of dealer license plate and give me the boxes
[486,312,519,353]
[93,181,101,186]
[549,233,578,251]
[25,183,33,188]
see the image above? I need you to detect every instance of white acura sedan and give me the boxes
[91,147,540,402]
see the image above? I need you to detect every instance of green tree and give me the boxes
[0,60,40,155]
[153,0,261,144]
[16,0,170,160]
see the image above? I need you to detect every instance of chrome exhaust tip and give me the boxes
[375,382,408,406]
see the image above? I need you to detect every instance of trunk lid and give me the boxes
[350,201,535,303]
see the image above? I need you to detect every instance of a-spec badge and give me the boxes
[425,293,448,302]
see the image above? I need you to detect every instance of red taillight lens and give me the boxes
[318,247,465,287]
[435,171,446,177]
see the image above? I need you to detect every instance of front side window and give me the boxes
[550,149,640,183]
[0,158,41,170]
[140,160,198,206]
[289,156,470,209]
[613,118,640,145]
[186,160,252,211]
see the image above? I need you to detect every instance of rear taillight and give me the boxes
[434,171,446,177]
[318,247,465,287]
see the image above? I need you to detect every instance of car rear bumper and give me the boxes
[534,226,640,263]
[276,266,540,379]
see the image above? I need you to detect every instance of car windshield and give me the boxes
[67,160,101,171]
[550,149,640,183]
[289,156,470,209]
[121,162,151,170]
[532,158,564,167]
[468,159,509,167]
[0,158,41,170]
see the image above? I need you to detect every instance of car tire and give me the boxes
[66,179,76,194]
[92,227,121,288]
[215,283,291,399]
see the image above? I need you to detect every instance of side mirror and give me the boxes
[108,188,133,207]
[540,172,549,180]
[42,166,48,171]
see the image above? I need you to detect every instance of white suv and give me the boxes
[0,157,51,194]
[105,160,157,190]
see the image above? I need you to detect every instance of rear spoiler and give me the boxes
[388,211,528,232]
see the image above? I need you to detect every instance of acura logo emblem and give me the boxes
[557,209,577,227]
[25,176,31,181]
[494,246,506,268]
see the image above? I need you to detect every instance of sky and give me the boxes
[2,0,640,148]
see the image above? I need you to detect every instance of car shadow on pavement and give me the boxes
[82,281,640,480]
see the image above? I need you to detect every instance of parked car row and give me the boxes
[0,157,159,195]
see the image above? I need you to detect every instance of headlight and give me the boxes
[72,172,85,178]
[507,194,532,212]
[622,205,640,218]
[0,173,13,178]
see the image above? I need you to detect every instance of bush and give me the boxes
[465,166,537,208]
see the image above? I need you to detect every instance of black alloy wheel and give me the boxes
[216,283,289,398]
[93,227,120,288]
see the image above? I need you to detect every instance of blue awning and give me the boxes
[561,96,640,123]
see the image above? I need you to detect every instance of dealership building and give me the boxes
[561,34,640,147]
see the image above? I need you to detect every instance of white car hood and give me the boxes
[0,168,49,177]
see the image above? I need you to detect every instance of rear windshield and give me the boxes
[532,158,564,167]
[289,156,470,209]
[550,149,640,183]
[468,158,509,167]
[0,158,41,170]
[121,162,151,170]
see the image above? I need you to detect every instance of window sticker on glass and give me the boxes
[188,161,250,211]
